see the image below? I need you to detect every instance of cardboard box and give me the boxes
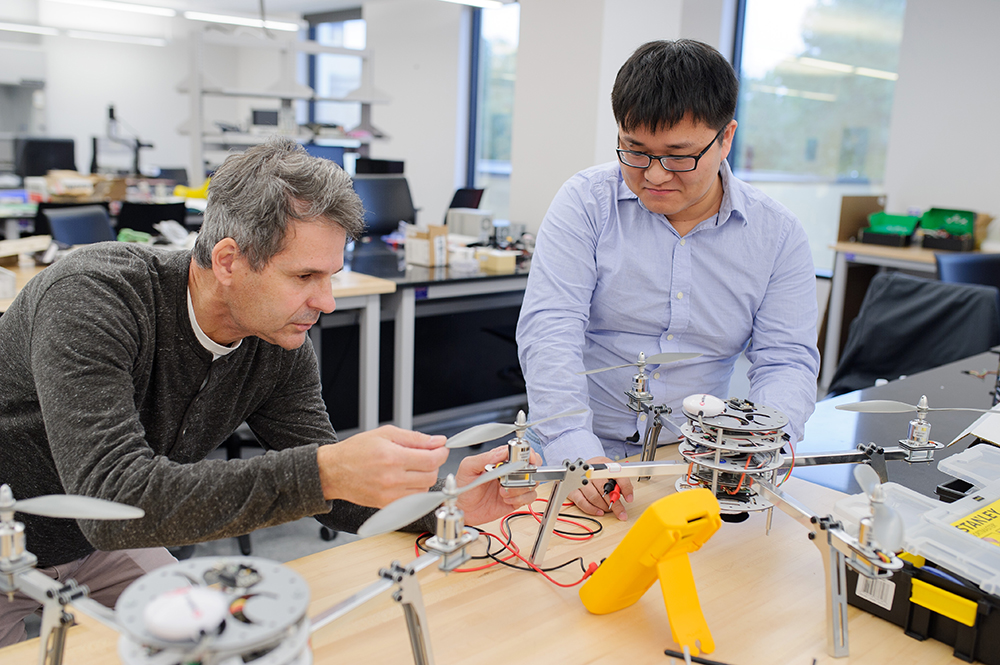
[405,224,448,267]
[476,248,517,273]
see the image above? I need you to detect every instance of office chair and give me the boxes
[44,205,116,245]
[826,272,1000,396]
[936,252,1000,311]
[32,201,112,238]
[117,201,187,236]
[351,176,417,237]
[443,187,484,224]
[448,188,484,210]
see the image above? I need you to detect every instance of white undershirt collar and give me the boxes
[187,287,241,360]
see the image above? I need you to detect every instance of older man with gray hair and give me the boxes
[0,137,535,645]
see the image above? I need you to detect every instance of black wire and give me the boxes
[413,512,604,576]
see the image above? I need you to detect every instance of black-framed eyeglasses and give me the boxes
[616,126,727,173]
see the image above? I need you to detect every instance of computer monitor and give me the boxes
[303,143,345,167]
[352,176,416,237]
[251,109,279,128]
[14,137,76,177]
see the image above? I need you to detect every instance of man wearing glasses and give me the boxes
[516,40,820,519]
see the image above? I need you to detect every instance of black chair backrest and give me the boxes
[827,272,1000,396]
[352,176,416,237]
[34,201,112,238]
[117,201,187,235]
[443,188,485,224]
[45,205,115,245]
[448,188,484,210]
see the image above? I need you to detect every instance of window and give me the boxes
[305,12,367,132]
[468,3,519,222]
[732,0,907,271]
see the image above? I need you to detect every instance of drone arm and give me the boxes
[310,552,439,634]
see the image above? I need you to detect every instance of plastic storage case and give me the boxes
[834,445,1000,663]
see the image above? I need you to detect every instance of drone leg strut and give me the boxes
[819,539,850,657]
[639,420,663,481]
[530,460,589,566]
[394,567,435,665]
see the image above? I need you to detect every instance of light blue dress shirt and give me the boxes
[516,159,819,464]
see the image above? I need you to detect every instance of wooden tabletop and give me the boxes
[0,446,968,665]
[329,269,396,298]
[830,241,942,265]
[0,264,45,313]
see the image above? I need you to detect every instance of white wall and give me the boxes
[508,0,695,234]
[884,0,1000,219]
[364,0,466,228]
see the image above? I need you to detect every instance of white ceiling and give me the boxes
[185,0,374,17]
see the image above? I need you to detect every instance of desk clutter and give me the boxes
[858,207,994,251]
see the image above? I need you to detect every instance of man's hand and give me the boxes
[567,455,634,520]
[317,426,448,507]
[454,446,543,526]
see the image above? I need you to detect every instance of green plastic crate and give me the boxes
[920,208,975,236]
[867,211,920,236]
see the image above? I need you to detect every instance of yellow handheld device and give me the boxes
[579,488,722,656]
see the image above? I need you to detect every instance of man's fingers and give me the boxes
[615,476,635,503]
[396,445,449,473]
[607,494,628,521]
[569,488,606,516]
[382,426,447,450]
[502,487,537,507]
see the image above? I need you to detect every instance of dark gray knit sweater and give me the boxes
[0,244,390,567]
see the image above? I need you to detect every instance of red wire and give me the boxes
[478,529,596,587]
[412,498,601,581]
[779,440,796,485]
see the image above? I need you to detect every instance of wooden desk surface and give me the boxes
[0,261,396,314]
[330,270,397,298]
[1,450,967,665]
[830,241,942,265]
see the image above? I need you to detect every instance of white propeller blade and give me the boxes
[837,400,920,414]
[837,399,995,415]
[872,497,905,553]
[578,352,700,375]
[446,410,587,449]
[854,464,881,496]
[853,465,904,552]
[357,492,448,538]
[14,495,145,520]
[446,422,519,449]
[357,461,528,538]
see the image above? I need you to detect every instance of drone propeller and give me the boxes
[577,352,701,376]
[357,461,529,538]
[854,465,904,553]
[0,484,145,521]
[445,409,586,449]
[836,399,994,415]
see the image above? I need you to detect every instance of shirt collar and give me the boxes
[616,159,750,230]
[187,287,241,360]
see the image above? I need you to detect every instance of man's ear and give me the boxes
[211,238,240,286]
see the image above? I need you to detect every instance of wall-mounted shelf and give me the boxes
[181,27,390,179]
